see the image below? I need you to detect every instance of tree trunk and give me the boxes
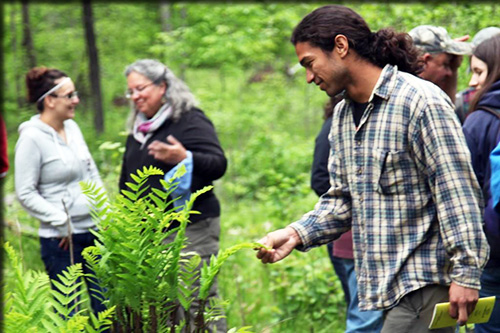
[178,6,187,81]
[21,0,36,69]
[82,0,104,133]
[159,1,171,32]
[11,5,23,107]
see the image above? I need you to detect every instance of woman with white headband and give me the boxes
[14,67,106,315]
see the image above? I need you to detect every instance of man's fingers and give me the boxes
[454,35,469,42]
[260,250,275,264]
[467,301,476,317]
[255,236,278,263]
[255,237,270,259]
[449,302,458,319]
[452,297,476,325]
[448,282,479,326]
[457,303,469,325]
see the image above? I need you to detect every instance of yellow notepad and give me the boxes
[428,296,496,329]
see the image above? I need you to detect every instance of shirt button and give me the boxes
[357,168,363,175]
[356,140,362,146]
[359,195,363,202]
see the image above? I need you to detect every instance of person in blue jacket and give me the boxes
[462,35,500,333]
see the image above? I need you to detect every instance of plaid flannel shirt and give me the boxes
[290,65,489,311]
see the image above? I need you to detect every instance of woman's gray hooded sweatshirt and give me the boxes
[15,115,103,238]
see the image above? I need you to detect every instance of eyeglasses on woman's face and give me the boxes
[50,91,79,100]
[125,82,155,99]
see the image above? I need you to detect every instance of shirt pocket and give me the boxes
[374,149,419,195]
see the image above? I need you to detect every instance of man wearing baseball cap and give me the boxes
[409,25,472,109]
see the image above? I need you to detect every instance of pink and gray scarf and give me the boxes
[132,103,172,149]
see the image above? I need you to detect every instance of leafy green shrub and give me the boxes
[81,165,262,332]
[3,242,114,333]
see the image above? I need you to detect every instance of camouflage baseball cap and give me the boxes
[409,25,472,55]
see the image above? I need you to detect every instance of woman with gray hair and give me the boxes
[119,59,227,331]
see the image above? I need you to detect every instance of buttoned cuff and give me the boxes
[450,265,482,290]
[289,221,312,251]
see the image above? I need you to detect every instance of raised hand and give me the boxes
[147,135,187,165]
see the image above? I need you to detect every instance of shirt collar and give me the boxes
[369,64,398,102]
[343,64,398,105]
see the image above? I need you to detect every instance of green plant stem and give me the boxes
[194,298,207,333]
[169,304,178,333]
[114,304,124,332]
[126,305,133,333]
[185,306,191,333]
[149,304,157,333]
[133,310,142,333]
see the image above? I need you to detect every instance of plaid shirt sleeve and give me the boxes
[290,127,352,250]
[410,95,489,289]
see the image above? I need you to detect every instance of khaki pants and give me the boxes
[163,216,227,333]
[381,285,453,333]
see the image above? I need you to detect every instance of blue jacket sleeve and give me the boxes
[490,143,500,213]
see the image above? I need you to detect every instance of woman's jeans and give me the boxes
[40,232,107,315]
[475,266,500,333]
[327,243,384,333]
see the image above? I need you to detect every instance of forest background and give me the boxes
[2,2,498,332]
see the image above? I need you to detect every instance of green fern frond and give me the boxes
[4,242,19,268]
[4,312,38,333]
[165,163,187,184]
[82,246,100,268]
[177,256,201,311]
[121,189,137,201]
[174,319,186,333]
[227,326,255,333]
[182,186,214,214]
[140,165,165,178]
[66,315,89,331]
[125,181,138,192]
[86,306,115,333]
[199,242,266,300]
[49,263,90,319]
[151,187,168,200]
[204,297,228,325]
[75,166,239,331]
[178,254,201,311]
[80,181,111,223]
[4,242,52,329]
[42,307,70,330]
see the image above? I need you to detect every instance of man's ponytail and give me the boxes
[371,29,423,75]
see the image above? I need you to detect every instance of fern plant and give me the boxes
[3,242,114,333]
[81,165,263,332]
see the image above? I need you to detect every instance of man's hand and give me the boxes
[454,35,470,42]
[147,135,187,165]
[256,227,302,264]
[448,282,479,325]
